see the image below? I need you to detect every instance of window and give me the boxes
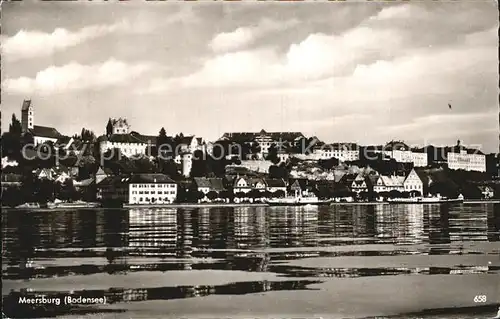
[139,197,143,202]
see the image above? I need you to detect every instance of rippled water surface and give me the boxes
[2,203,500,318]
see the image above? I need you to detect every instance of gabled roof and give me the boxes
[96,166,113,176]
[380,175,405,187]
[29,125,61,139]
[264,178,286,187]
[21,99,32,111]
[247,177,266,187]
[194,177,212,188]
[209,178,225,192]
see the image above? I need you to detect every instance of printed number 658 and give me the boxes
[473,295,487,303]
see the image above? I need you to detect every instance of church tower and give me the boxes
[21,99,34,133]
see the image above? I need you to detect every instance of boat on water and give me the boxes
[387,194,464,204]
[47,201,101,209]
[266,196,331,206]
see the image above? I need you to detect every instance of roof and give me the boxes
[264,178,286,187]
[99,174,176,186]
[74,178,94,187]
[220,131,304,143]
[380,175,406,187]
[478,185,493,191]
[209,178,225,191]
[21,100,32,111]
[326,143,359,150]
[130,131,157,145]
[96,166,114,175]
[106,134,148,144]
[194,177,212,188]
[29,125,61,139]
[129,174,176,184]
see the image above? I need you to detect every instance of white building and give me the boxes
[373,141,428,167]
[219,130,304,159]
[313,143,360,162]
[99,134,148,157]
[447,149,486,172]
[128,174,177,204]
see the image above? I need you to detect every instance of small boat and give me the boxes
[266,196,331,206]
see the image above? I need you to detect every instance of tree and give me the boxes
[56,179,79,202]
[106,118,113,136]
[80,128,96,142]
[1,187,23,207]
[318,157,340,170]
[269,163,288,179]
[159,159,181,180]
[248,189,263,199]
[273,190,286,198]
[206,191,218,201]
[388,190,403,198]
[9,114,23,135]
[266,143,280,164]
[133,157,157,173]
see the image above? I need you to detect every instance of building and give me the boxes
[478,185,494,199]
[403,169,424,195]
[220,130,304,158]
[313,143,360,162]
[95,166,113,185]
[111,118,130,134]
[1,173,22,191]
[447,144,486,172]
[350,173,369,193]
[419,141,486,172]
[98,134,149,157]
[193,177,226,194]
[232,176,266,194]
[288,179,314,197]
[98,173,177,204]
[21,100,63,145]
[371,141,428,167]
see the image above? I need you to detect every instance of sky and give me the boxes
[1,1,498,152]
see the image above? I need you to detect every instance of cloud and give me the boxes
[3,58,151,94]
[1,21,133,61]
[209,18,299,53]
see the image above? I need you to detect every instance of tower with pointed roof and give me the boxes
[21,99,34,133]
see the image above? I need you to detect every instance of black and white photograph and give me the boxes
[1,1,500,318]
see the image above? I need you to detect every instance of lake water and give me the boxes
[2,203,500,319]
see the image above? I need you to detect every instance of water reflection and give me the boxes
[2,203,500,318]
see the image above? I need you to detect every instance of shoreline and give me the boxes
[2,199,500,211]
[123,203,270,208]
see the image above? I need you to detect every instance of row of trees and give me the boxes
[176,188,288,203]
[1,177,95,207]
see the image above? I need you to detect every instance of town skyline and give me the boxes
[1,1,498,152]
